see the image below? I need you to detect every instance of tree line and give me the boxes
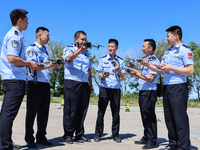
[0,39,200,99]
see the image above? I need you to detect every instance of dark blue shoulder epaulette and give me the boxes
[14,31,18,35]
[117,56,124,60]
[30,44,36,46]
[183,44,189,48]
[66,45,73,47]
[100,55,107,59]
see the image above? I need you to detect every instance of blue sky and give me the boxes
[0,0,200,98]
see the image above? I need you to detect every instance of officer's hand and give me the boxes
[130,69,137,75]
[80,44,88,51]
[128,64,134,68]
[99,73,109,78]
[90,85,94,92]
[141,59,149,67]
[49,62,59,68]
[160,63,172,72]
[114,66,120,72]
[29,61,39,70]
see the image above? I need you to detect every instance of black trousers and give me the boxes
[0,80,26,150]
[63,79,90,139]
[139,90,157,145]
[25,81,50,142]
[163,83,191,150]
[95,87,121,137]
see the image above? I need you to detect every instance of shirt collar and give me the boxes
[107,54,117,60]
[171,43,183,50]
[12,27,24,38]
[34,42,43,48]
[147,53,155,59]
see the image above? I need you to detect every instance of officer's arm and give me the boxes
[141,59,163,74]
[128,70,156,82]
[114,66,125,79]
[162,64,194,75]
[88,68,94,92]
[65,45,87,62]
[7,55,38,70]
[36,63,59,71]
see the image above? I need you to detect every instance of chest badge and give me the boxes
[104,61,109,64]
[174,49,180,54]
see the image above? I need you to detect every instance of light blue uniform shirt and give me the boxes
[138,54,160,91]
[0,27,26,81]
[62,45,92,83]
[97,54,125,89]
[161,43,194,85]
[25,42,50,83]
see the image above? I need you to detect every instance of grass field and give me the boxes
[0,95,200,108]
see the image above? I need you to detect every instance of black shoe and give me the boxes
[113,135,122,143]
[36,140,53,145]
[12,143,20,150]
[75,136,91,142]
[27,141,37,148]
[134,138,147,144]
[94,136,101,142]
[142,142,156,149]
[65,137,73,144]
[159,146,177,150]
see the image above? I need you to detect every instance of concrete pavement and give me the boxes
[1,101,200,150]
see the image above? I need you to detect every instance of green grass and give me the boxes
[0,95,200,108]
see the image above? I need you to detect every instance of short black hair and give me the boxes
[10,9,28,26]
[144,39,156,51]
[36,27,49,33]
[108,39,118,47]
[166,25,182,41]
[74,31,86,39]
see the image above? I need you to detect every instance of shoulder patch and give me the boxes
[183,44,189,48]
[12,40,19,48]
[100,55,107,59]
[27,50,34,57]
[65,48,70,54]
[30,44,36,46]
[66,45,73,47]
[14,31,18,35]
[117,56,124,60]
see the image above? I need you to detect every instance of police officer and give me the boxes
[25,27,58,148]
[127,39,160,149]
[62,31,94,144]
[143,26,194,150]
[94,39,125,143]
[0,9,38,150]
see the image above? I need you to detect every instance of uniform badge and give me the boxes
[188,52,193,59]
[174,49,179,54]
[104,61,109,64]
[27,50,34,57]
[12,40,19,48]
[65,49,70,53]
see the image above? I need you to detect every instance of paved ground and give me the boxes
[1,101,200,150]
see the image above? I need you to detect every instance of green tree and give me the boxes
[123,56,134,96]
[89,51,100,87]
[188,41,200,99]
[154,39,170,61]
[48,40,65,97]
